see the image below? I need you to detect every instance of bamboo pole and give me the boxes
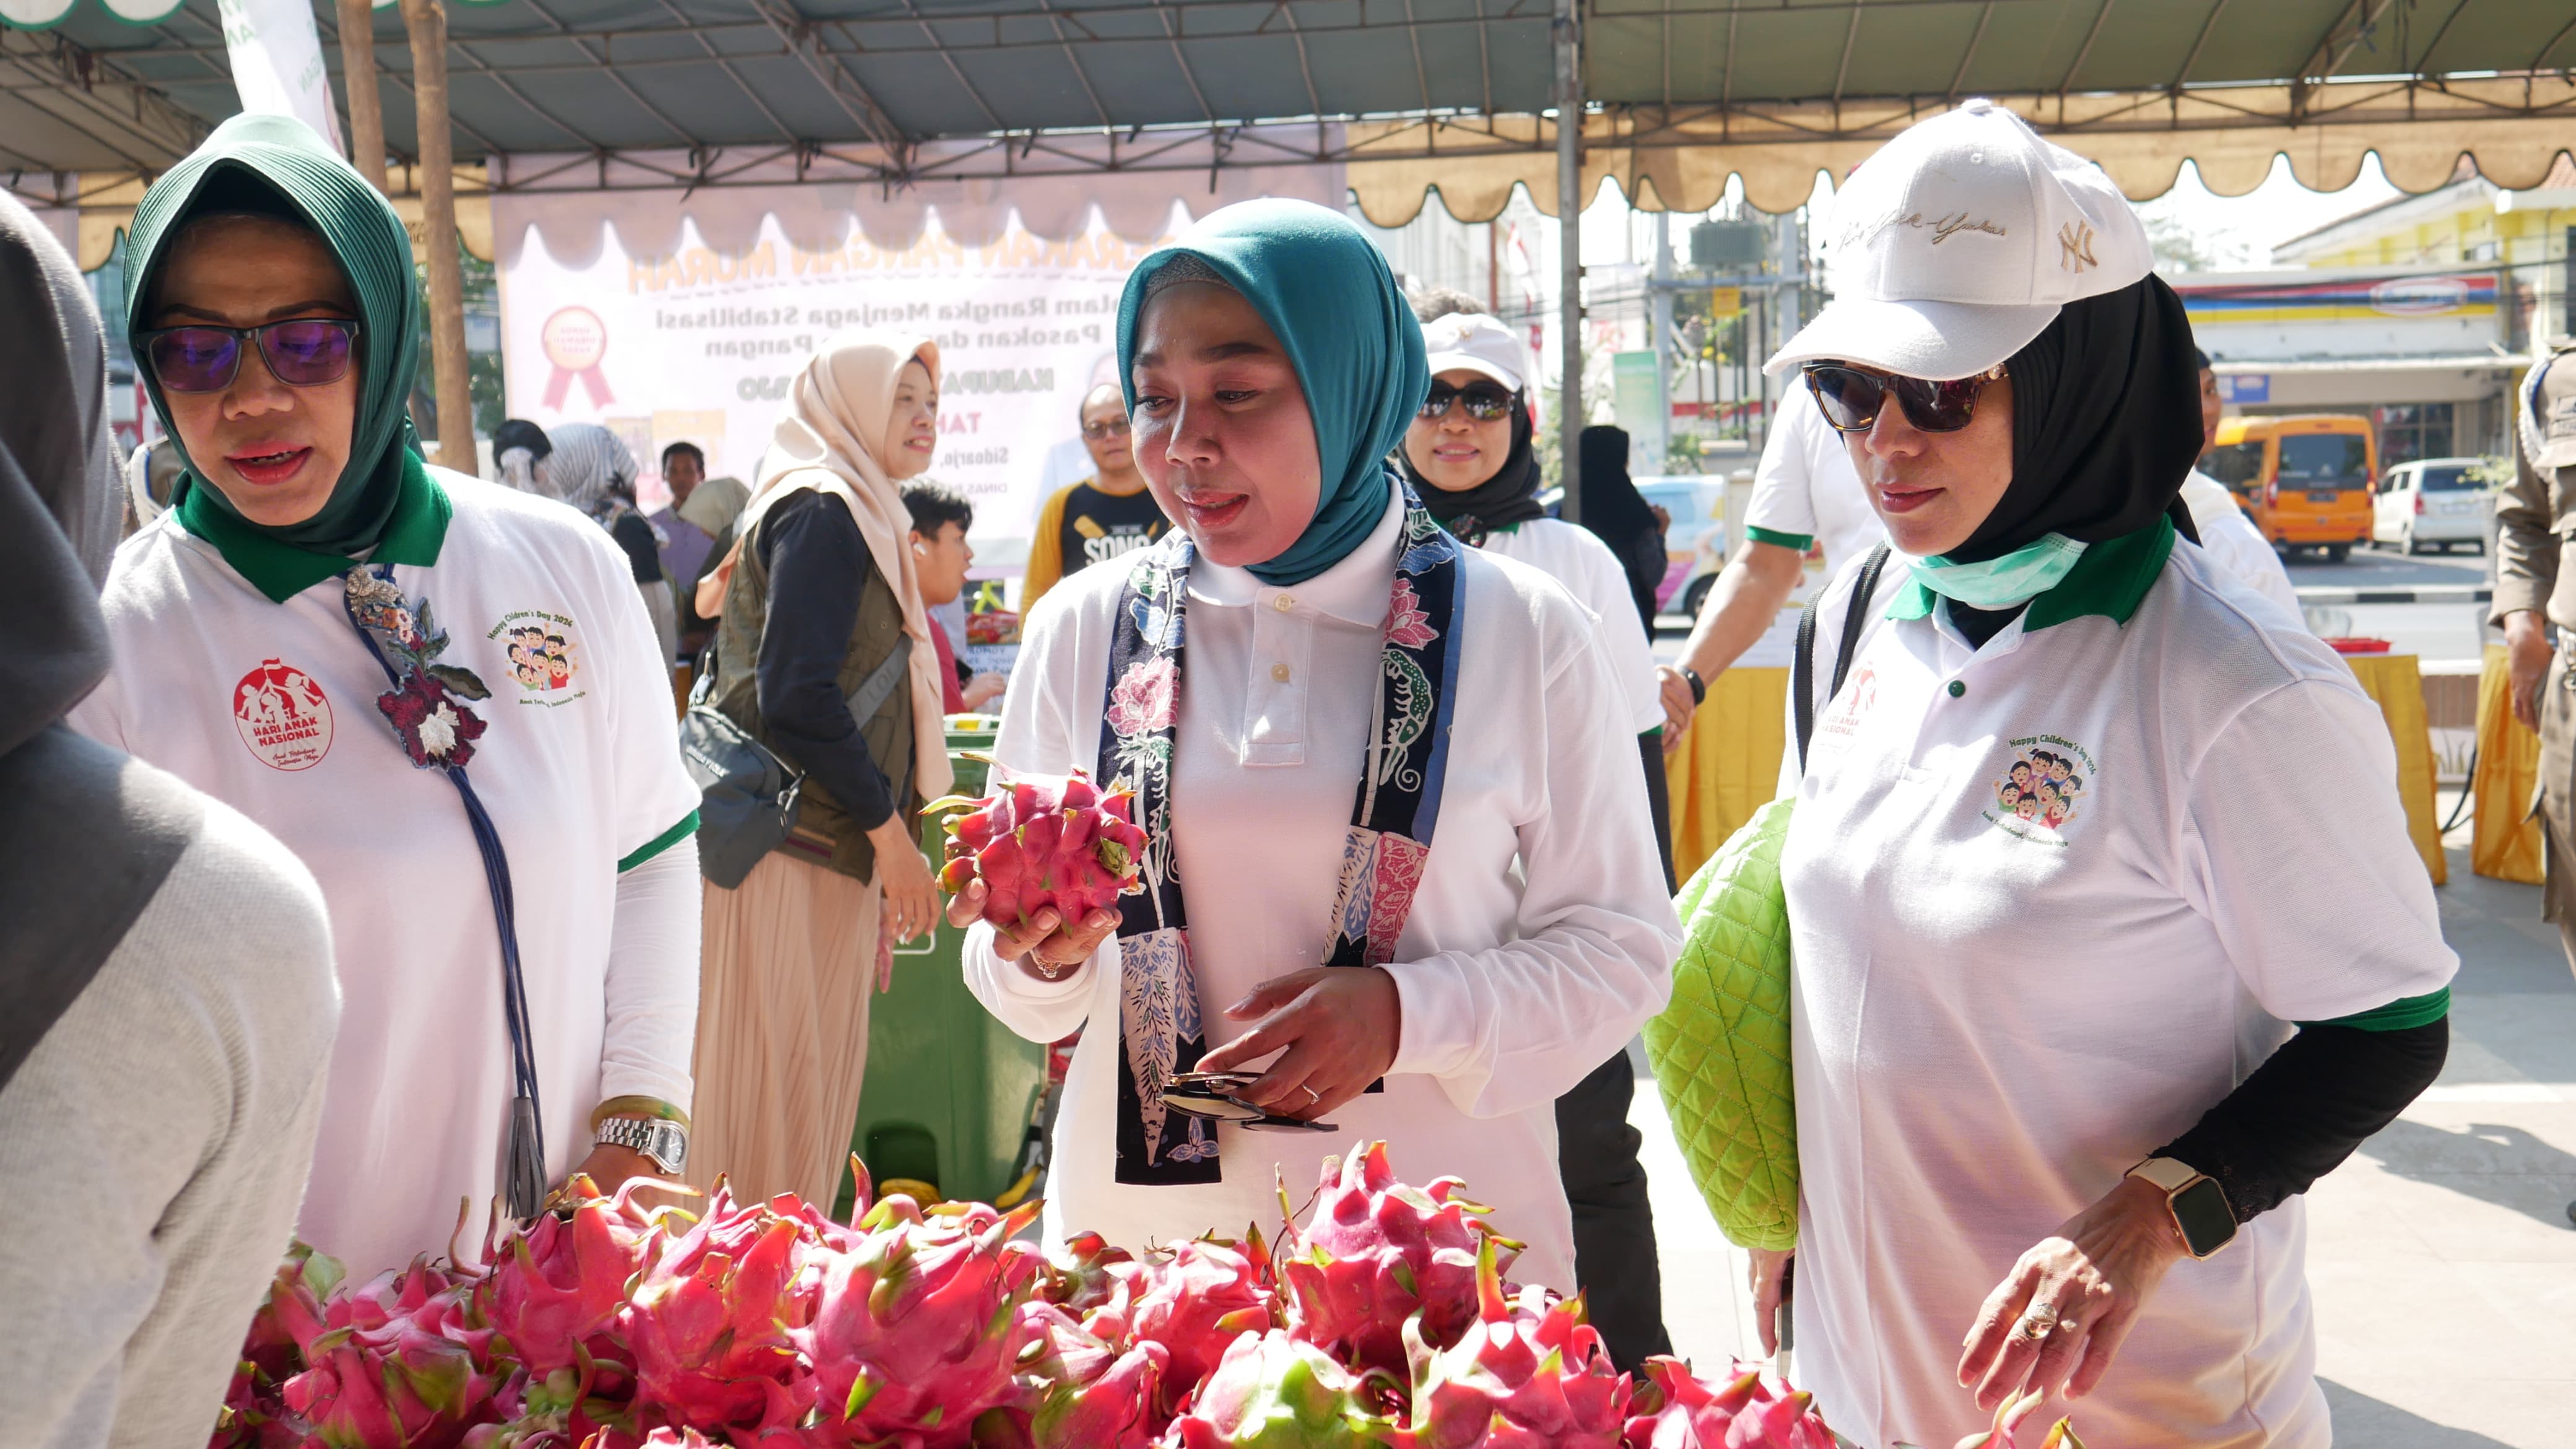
[336,0,386,191]
[1553,0,1583,519]
[400,0,474,472]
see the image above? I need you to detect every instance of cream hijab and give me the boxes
[737,333,952,803]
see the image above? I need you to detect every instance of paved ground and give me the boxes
[1630,803,2576,1447]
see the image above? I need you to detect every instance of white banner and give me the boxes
[498,207,1201,570]
[217,0,346,154]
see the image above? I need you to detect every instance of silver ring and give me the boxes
[1301,1085,1321,1105]
[2014,1303,2061,1341]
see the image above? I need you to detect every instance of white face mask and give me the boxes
[1907,533,2089,610]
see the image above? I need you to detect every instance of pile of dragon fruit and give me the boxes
[211,1141,2076,1449]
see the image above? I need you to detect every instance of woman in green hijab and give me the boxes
[67,114,707,1283]
[954,199,1679,1303]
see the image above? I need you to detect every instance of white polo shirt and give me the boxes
[1744,385,1883,575]
[1480,518,1667,734]
[1777,523,2454,1449]
[71,465,702,1282]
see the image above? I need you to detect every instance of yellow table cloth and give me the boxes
[1666,668,1790,885]
[2471,642,2546,886]
[1669,657,2447,888]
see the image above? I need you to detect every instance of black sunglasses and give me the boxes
[1160,1071,1336,1133]
[139,320,362,394]
[1419,381,1517,422]
[1802,361,2005,436]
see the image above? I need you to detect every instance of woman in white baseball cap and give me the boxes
[1399,306,1676,1370]
[1756,99,2455,1448]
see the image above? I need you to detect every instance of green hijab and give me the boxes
[124,113,430,598]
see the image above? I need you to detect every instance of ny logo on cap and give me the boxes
[2058,221,2097,274]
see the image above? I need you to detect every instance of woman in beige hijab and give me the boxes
[689,333,953,1207]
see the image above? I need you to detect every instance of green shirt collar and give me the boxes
[1887,516,2174,632]
[176,450,450,603]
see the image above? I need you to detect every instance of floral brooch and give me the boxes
[344,565,493,770]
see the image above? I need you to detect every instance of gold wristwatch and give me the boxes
[2126,1156,2236,1260]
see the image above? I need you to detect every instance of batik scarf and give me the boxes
[1099,479,1464,1185]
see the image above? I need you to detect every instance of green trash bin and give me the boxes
[835,721,1051,1216]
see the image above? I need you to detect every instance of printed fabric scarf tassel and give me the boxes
[1097,479,1466,1186]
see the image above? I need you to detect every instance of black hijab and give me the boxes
[1951,274,2204,564]
[1577,424,1662,542]
[1401,401,1546,546]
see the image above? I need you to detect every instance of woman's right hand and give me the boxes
[868,816,940,944]
[1749,1247,1794,1355]
[947,880,1120,982]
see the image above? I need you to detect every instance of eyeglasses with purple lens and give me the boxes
[1802,361,2004,436]
[140,319,361,394]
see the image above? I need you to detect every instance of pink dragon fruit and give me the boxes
[1029,1339,1172,1448]
[1281,1142,1500,1378]
[478,1178,666,1378]
[1127,1238,1278,1402]
[212,1243,348,1448]
[622,1194,814,1439]
[281,1258,503,1449]
[1162,1330,1403,1449]
[790,1188,1047,1447]
[926,767,1149,928]
[1393,1240,1627,1449]
[1894,1390,2086,1449]
[1620,1357,1835,1449]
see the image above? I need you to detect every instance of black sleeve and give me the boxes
[610,512,664,585]
[1637,730,1674,894]
[752,492,894,832]
[2157,1018,2448,1222]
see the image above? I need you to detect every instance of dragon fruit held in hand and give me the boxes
[1393,1240,1627,1449]
[1622,1357,1835,1449]
[925,767,1148,929]
[1281,1142,1505,1379]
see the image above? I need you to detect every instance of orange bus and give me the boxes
[2201,414,2377,561]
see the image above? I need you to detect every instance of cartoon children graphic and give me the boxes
[544,635,573,690]
[508,626,547,689]
[1992,741,2091,835]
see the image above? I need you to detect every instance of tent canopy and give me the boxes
[5,0,2573,211]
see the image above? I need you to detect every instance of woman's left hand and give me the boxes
[1194,967,1401,1119]
[1957,1175,2194,1412]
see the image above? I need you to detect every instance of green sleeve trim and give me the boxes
[618,811,700,872]
[1744,526,1813,552]
[2304,987,2450,1032]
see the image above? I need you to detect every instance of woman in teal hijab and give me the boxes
[69,113,708,1283]
[952,199,1678,1298]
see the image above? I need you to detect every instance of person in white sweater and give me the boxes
[0,189,339,1449]
[951,200,1679,1294]
[2180,347,2304,624]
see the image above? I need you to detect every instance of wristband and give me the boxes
[590,1094,690,1132]
[1680,666,1707,707]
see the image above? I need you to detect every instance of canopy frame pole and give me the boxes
[401,0,475,472]
[1554,0,1582,520]
[1651,207,1673,476]
[336,0,387,191]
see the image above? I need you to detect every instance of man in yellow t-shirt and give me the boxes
[1024,383,1170,607]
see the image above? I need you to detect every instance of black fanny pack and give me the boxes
[681,635,911,888]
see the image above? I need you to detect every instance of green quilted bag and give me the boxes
[1647,797,1803,1251]
[1645,542,1890,1254]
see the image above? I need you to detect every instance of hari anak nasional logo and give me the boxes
[1983,734,2094,844]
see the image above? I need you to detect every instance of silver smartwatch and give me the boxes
[594,1116,689,1175]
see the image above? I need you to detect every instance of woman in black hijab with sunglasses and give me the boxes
[1749,102,2453,1449]
[1398,307,1676,1371]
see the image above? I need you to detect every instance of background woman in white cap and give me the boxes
[1760,100,2453,1447]
[1398,305,1674,1367]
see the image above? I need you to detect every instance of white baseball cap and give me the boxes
[1766,98,2151,382]
[1419,311,1531,394]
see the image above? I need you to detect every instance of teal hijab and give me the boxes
[1115,199,1429,586]
[124,114,427,585]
